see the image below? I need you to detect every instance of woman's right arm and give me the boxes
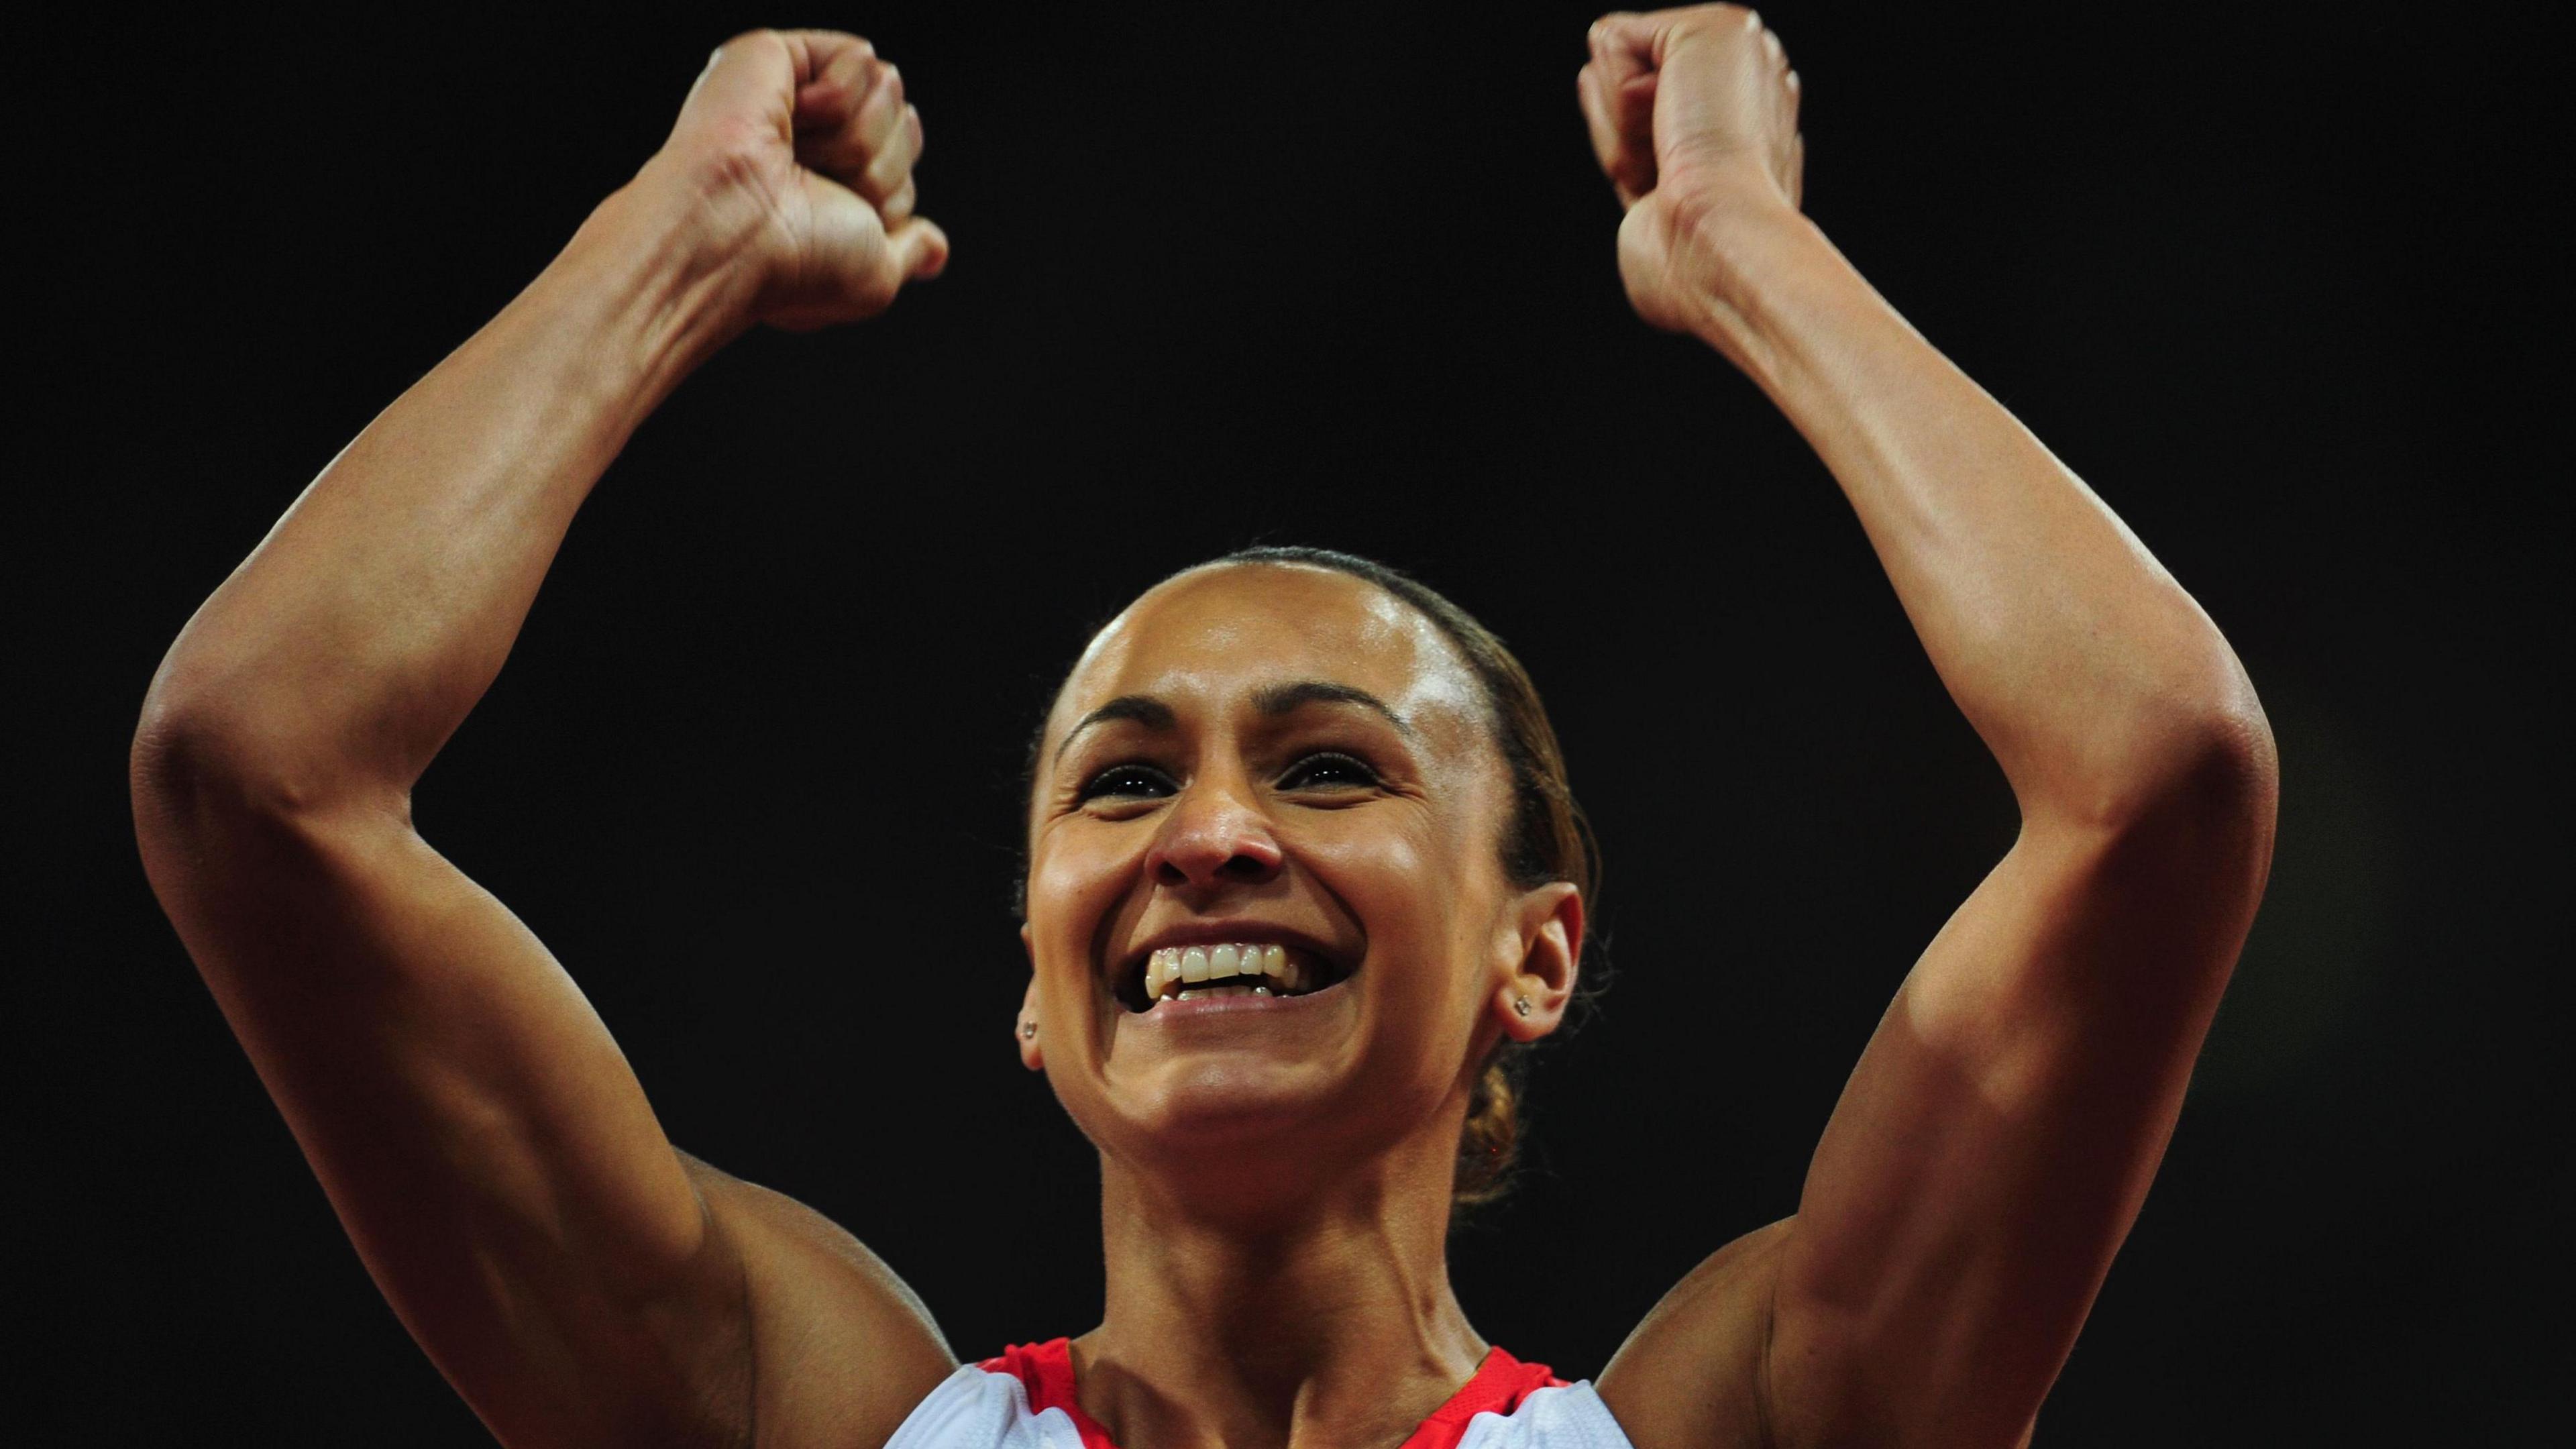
[128,30,952,1446]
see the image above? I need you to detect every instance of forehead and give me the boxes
[1049,564,1484,737]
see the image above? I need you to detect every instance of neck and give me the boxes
[1077,1126,1487,1449]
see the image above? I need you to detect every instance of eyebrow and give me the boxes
[1250,680,1415,736]
[1054,680,1414,764]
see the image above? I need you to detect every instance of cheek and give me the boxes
[1030,813,1136,902]
[1295,815,1480,1010]
[1026,827,1136,982]
[1296,813,1430,904]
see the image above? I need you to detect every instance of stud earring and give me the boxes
[1020,1019,1038,1039]
[1513,996,1531,1018]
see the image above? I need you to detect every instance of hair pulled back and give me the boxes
[1019,546,1603,1214]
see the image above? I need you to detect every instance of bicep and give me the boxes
[138,794,742,1442]
[1767,807,2267,1445]
[1592,792,2267,1449]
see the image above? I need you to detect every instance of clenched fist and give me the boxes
[1578,6,1803,333]
[644,29,949,332]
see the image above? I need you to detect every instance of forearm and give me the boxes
[138,179,751,812]
[1686,200,2270,822]
[1693,205,2272,1448]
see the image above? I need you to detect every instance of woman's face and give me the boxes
[1020,563,1578,1191]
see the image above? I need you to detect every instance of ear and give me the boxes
[1016,924,1045,1071]
[1493,880,1583,1043]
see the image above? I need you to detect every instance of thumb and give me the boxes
[888,217,950,280]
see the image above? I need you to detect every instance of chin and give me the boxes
[1106,1052,1344,1148]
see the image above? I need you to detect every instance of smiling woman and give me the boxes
[1017,545,1602,1214]
[128,9,2274,1449]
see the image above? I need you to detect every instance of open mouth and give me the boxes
[1113,941,1354,1013]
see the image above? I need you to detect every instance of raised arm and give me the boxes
[129,31,953,1446]
[1576,10,2278,1448]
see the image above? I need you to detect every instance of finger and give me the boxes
[788,34,875,135]
[1774,64,1796,150]
[795,56,903,184]
[830,63,910,200]
[863,105,923,205]
[777,29,885,99]
[1617,68,1658,144]
[1788,131,1805,211]
[854,60,908,150]
[1775,56,1800,203]
[887,215,949,281]
[1590,12,1662,181]
[881,174,918,227]
[1581,17,1659,200]
[1576,65,1642,205]
[1589,12,1662,92]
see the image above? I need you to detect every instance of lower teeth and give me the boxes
[1172,983,1271,1002]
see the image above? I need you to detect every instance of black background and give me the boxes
[17,1,2563,1442]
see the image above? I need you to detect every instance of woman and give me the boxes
[130,7,2277,1446]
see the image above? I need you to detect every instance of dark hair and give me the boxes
[1017,546,1604,1212]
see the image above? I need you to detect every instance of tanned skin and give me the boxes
[131,10,2275,1448]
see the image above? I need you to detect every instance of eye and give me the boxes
[1278,751,1380,791]
[1077,763,1178,802]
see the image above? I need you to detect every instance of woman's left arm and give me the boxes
[1578,9,2278,1448]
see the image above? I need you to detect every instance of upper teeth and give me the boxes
[1140,943,1312,1004]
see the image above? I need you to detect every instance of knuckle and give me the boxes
[704,129,771,183]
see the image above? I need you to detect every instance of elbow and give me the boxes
[130,694,267,849]
[130,677,388,848]
[2151,689,2278,897]
[2147,666,2277,831]
[2035,657,2280,857]
[2203,682,2279,824]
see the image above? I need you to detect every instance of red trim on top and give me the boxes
[976,1339,1568,1449]
[1398,1346,1568,1449]
[977,1341,1120,1449]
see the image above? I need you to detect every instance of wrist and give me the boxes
[542,167,766,396]
[1667,189,1839,372]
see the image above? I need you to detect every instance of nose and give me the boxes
[1143,775,1285,890]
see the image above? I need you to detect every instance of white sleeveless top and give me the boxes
[888,1340,1633,1449]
